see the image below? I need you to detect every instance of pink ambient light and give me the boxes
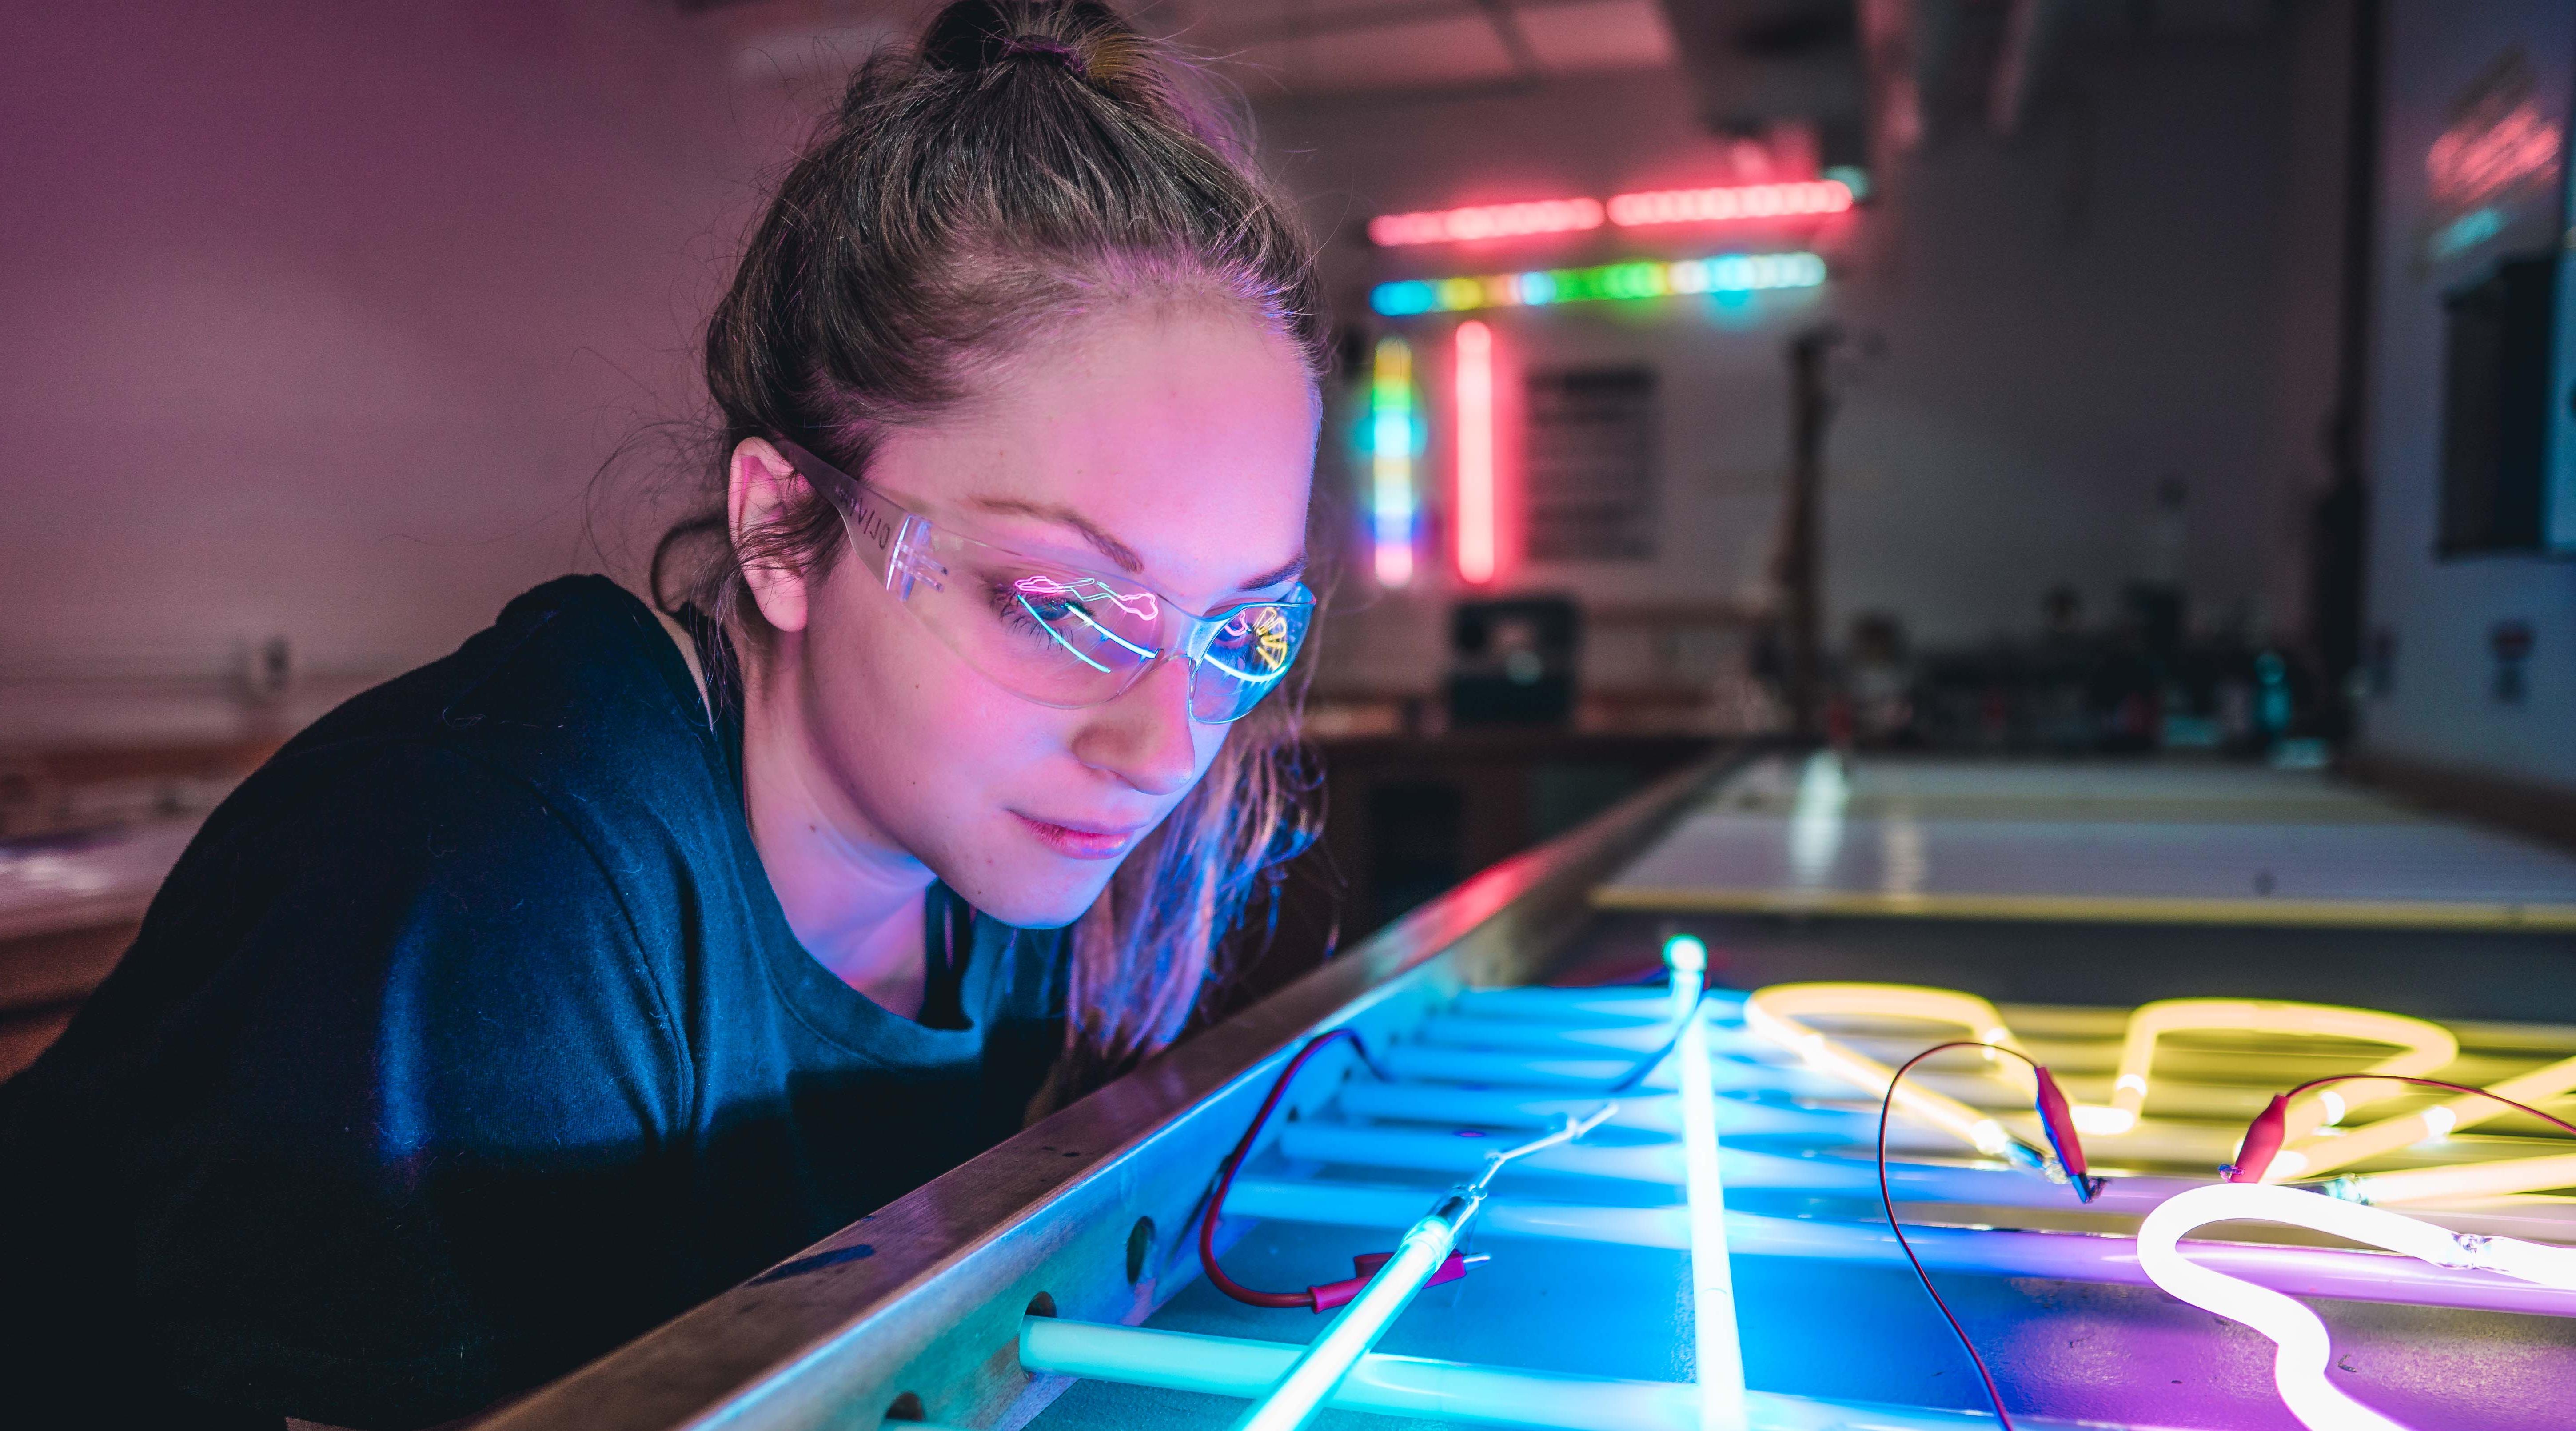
[1013,574,1159,622]
[1368,198,1604,248]
[1454,321,1497,586]
[1607,180,1853,228]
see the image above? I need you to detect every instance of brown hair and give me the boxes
[655,0,1329,1092]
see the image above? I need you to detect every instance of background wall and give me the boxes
[1274,10,2352,700]
[2355,0,2576,790]
[0,0,829,740]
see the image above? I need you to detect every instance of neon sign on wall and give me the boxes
[1369,180,1854,248]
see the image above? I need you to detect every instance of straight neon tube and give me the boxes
[2138,1183,2576,1431]
[1455,320,1496,584]
[1226,1193,1472,1431]
[2278,1050,2576,1183]
[1673,951,1751,1430]
[1368,338,1416,588]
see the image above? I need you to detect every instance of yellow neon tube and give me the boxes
[2276,1051,2576,1183]
[2336,1151,2576,1206]
[2098,1000,2455,1141]
[1743,984,2034,1158]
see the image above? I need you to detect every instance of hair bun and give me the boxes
[922,0,1112,78]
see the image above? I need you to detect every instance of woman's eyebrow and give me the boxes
[968,497,1145,573]
[1235,552,1308,591]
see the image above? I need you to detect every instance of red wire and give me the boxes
[2279,1073,2576,1140]
[1198,1028,1376,1309]
[1880,1040,2039,1431]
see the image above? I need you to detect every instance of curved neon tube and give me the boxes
[1743,983,2036,1158]
[2107,1000,2454,1144]
[2138,1183,2576,1431]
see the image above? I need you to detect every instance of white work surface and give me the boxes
[1596,756,2576,929]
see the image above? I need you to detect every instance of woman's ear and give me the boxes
[728,438,812,634]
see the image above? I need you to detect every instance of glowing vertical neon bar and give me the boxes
[1368,338,1417,588]
[1671,941,1749,1431]
[1455,321,1496,585]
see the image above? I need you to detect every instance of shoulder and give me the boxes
[276,574,710,777]
[211,577,732,926]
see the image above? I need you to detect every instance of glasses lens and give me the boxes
[1191,599,1311,723]
[908,541,1161,707]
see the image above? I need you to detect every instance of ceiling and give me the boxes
[1141,0,1678,97]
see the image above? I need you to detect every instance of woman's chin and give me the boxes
[949,859,1119,931]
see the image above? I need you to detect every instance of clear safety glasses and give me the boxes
[777,440,1314,726]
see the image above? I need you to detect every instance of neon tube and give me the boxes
[1743,983,2037,1159]
[1454,320,1496,585]
[1372,252,1825,317]
[1607,179,1854,227]
[1227,1107,1614,1431]
[2335,1151,2576,1206]
[1369,197,1604,247]
[2105,1000,2455,1144]
[1228,1195,1473,1431]
[2280,1051,2576,1183]
[1367,338,1416,588]
[1023,1317,2133,1431]
[2138,1183,2576,1431]
[1672,949,1750,1430]
[1220,1176,2576,1317]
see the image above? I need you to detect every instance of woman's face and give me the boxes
[742,304,1318,928]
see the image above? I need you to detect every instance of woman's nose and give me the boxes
[1070,656,1202,795]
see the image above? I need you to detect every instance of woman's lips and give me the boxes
[1013,812,1146,860]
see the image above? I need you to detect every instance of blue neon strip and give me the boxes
[1020,597,1113,673]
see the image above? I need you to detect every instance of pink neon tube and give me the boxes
[1455,321,1495,585]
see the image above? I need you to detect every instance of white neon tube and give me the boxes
[2137,1183,2576,1431]
[1679,985,1751,1430]
[1227,1193,1475,1431]
[1225,1104,1615,1431]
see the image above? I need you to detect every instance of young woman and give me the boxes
[0,4,1328,1427]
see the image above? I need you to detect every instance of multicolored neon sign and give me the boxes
[1372,252,1826,316]
[1367,337,1418,589]
[1369,180,1855,247]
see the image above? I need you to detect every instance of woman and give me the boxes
[0,4,1328,1427]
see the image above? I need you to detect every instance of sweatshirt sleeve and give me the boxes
[113,741,695,1429]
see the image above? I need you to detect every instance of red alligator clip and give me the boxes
[1306,1251,1482,1312]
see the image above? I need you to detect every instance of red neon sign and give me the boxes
[1368,198,1604,247]
[1369,182,1854,247]
[1607,180,1853,227]
[1455,321,1497,585]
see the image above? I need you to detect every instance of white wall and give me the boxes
[2355,0,2576,789]
[0,0,808,733]
[1264,20,2346,694]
